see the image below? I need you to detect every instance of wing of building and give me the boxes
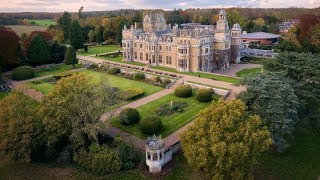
[122,9,242,72]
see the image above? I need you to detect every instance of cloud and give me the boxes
[0,0,318,12]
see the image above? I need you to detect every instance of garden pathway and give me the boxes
[214,63,262,77]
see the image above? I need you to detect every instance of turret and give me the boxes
[230,23,242,63]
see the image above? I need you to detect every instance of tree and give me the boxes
[40,73,117,152]
[180,99,271,179]
[239,72,299,152]
[116,18,126,44]
[227,9,246,27]
[101,17,111,28]
[26,34,51,65]
[49,40,66,64]
[64,46,78,67]
[88,30,95,43]
[78,6,84,20]
[168,9,184,25]
[48,28,64,43]
[103,28,111,41]
[69,20,84,51]
[23,31,53,50]
[58,11,72,40]
[0,27,22,71]
[20,33,27,43]
[0,91,43,163]
[95,25,103,44]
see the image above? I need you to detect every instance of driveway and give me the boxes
[213,63,262,77]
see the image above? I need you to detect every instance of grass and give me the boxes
[152,66,240,84]
[109,92,220,139]
[78,45,121,56]
[5,25,47,35]
[241,56,275,65]
[256,128,320,179]
[186,81,230,90]
[0,91,10,100]
[30,19,56,26]
[34,64,82,77]
[236,67,262,78]
[27,81,55,94]
[98,55,146,66]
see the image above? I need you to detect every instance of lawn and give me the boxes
[34,64,82,77]
[31,19,56,26]
[110,93,220,139]
[152,66,240,84]
[256,128,320,179]
[5,25,47,35]
[98,55,146,66]
[78,45,121,56]
[236,67,262,78]
[0,91,10,100]
[27,81,55,94]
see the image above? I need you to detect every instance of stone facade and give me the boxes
[122,9,241,72]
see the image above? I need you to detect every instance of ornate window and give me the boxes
[140,44,143,48]
[134,52,137,60]
[124,52,127,58]
[140,53,143,60]
[178,59,187,69]
[123,43,126,47]
[166,56,172,64]
[159,55,162,63]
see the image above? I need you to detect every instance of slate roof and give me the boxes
[240,32,281,39]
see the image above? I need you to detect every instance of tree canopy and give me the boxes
[64,46,78,67]
[69,20,84,50]
[26,34,51,65]
[180,99,272,179]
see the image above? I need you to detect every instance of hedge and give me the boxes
[196,88,213,102]
[12,66,35,80]
[108,67,121,75]
[119,88,144,101]
[118,108,140,126]
[174,84,192,98]
[140,115,163,135]
[133,73,146,80]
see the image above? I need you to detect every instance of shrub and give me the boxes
[163,78,172,85]
[155,101,188,116]
[32,80,42,84]
[140,115,163,135]
[119,108,140,126]
[12,66,35,80]
[133,73,146,80]
[108,67,121,75]
[53,72,74,80]
[119,88,144,101]
[196,89,213,102]
[174,85,192,98]
[83,45,88,52]
[154,76,162,83]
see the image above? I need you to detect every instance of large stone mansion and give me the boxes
[122,9,242,72]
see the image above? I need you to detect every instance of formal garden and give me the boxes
[110,85,221,138]
[78,45,121,56]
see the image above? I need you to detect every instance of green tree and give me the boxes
[116,18,126,44]
[78,6,84,20]
[180,99,271,179]
[58,11,72,40]
[64,46,78,67]
[87,30,95,43]
[0,90,42,163]
[103,28,111,41]
[239,72,299,152]
[96,31,103,44]
[227,9,246,27]
[20,33,27,43]
[27,34,51,65]
[168,8,184,25]
[69,20,84,51]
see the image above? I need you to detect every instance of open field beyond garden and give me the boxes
[30,19,56,26]
[110,92,221,139]
[152,66,240,84]
[5,25,47,35]
[78,45,121,56]
[236,67,262,78]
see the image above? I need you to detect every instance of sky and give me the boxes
[0,0,319,12]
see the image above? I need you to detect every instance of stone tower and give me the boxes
[145,135,165,173]
[143,12,167,32]
[230,23,242,63]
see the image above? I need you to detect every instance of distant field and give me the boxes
[6,25,47,35]
[31,19,56,26]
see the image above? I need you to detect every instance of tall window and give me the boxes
[134,43,137,47]
[166,56,172,64]
[179,59,187,69]
[140,44,143,48]
[146,53,148,61]
[159,46,162,51]
[140,53,143,60]
[152,55,155,63]
[134,52,137,60]
[159,55,162,63]
[124,52,127,58]
[123,43,126,47]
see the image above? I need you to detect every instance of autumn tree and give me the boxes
[180,99,272,179]
[26,34,51,65]
[0,27,23,71]
[168,8,184,25]
[0,91,43,163]
[69,20,84,51]
[57,11,72,40]
[23,31,53,50]
[64,46,78,67]
[88,30,95,43]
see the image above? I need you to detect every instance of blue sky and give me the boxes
[0,0,319,12]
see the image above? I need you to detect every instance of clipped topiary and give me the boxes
[133,73,146,80]
[119,108,140,126]
[196,88,213,102]
[108,67,121,75]
[174,84,192,98]
[140,115,163,135]
[12,66,35,80]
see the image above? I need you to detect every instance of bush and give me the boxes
[140,115,163,135]
[196,89,213,102]
[118,108,140,126]
[154,76,162,83]
[133,73,146,80]
[53,72,74,80]
[32,80,42,84]
[108,67,121,75]
[83,45,88,52]
[12,66,35,80]
[155,101,188,116]
[174,85,192,98]
[163,78,172,85]
[119,88,144,101]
